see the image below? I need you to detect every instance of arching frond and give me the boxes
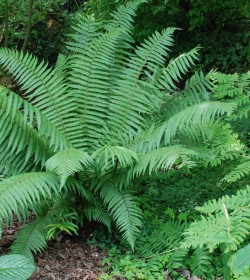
[139,220,186,257]
[84,205,111,231]
[67,16,102,54]
[157,46,200,91]
[131,145,197,178]
[46,149,92,187]
[0,86,52,174]
[69,30,123,149]
[190,247,213,278]
[0,49,75,143]
[196,186,250,214]
[212,71,250,121]
[11,214,53,260]
[92,145,138,173]
[222,160,250,183]
[101,185,142,250]
[54,53,68,79]
[0,172,59,221]
[147,101,236,148]
[106,0,146,37]
[167,248,189,273]
[106,28,176,139]
[3,87,70,151]
[11,195,77,260]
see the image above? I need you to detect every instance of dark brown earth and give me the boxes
[0,221,108,280]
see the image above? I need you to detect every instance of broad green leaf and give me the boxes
[0,254,35,279]
[232,245,250,275]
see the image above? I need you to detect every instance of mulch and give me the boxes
[0,221,108,280]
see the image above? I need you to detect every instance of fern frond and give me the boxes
[157,46,200,91]
[0,87,53,174]
[0,48,75,142]
[55,53,68,79]
[196,186,250,214]
[148,101,236,148]
[67,16,101,54]
[167,248,189,273]
[101,185,142,250]
[222,160,250,183]
[46,149,92,187]
[0,172,59,221]
[1,86,70,151]
[212,71,250,121]
[92,145,138,173]
[84,205,111,231]
[190,247,213,278]
[182,186,250,253]
[106,0,146,37]
[11,195,77,260]
[106,28,176,139]
[11,214,53,260]
[131,145,197,177]
[69,29,123,149]
[139,220,186,257]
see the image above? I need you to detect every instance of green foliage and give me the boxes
[86,0,250,73]
[182,186,250,278]
[0,0,77,60]
[46,148,92,187]
[232,245,250,277]
[0,2,247,276]
[0,254,35,280]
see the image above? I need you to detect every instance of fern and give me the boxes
[101,185,142,250]
[182,186,250,252]
[222,160,250,183]
[0,0,245,261]
[84,205,112,231]
[139,220,186,257]
[0,172,59,221]
[190,247,213,278]
[46,148,92,187]
[167,248,189,273]
[11,196,77,260]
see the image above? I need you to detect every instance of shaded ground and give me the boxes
[0,222,107,280]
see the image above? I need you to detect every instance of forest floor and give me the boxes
[0,221,108,280]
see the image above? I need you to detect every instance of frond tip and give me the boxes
[101,185,142,250]
[46,149,92,187]
[0,172,59,221]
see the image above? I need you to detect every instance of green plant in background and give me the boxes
[213,72,250,185]
[0,0,80,61]
[182,186,250,279]
[86,0,250,73]
[0,1,247,278]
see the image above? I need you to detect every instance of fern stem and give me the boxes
[3,0,9,47]
[22,0,34,52]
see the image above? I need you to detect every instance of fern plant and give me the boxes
[212,71,250,184]
[0,0,243,263]
[182,186,250,279]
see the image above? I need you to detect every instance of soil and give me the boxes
[0,221,108,280]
